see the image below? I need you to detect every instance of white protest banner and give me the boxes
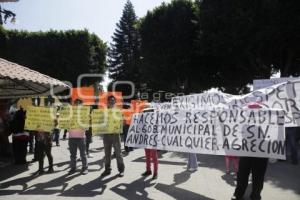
[150,102,172,111]
[230,79,300,127]
[171,79,300,127]
[171,91,233,110]
[253,77,300,90]
[125,109,285,159]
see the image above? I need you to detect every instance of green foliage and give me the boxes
[0,28,107,87]
[108,0,141,97]
[199,0,300,94]
[140,0,200,94]
[139,0,300,95]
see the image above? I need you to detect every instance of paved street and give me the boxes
[0,136,299,200]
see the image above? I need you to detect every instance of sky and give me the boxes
[1,0,172,89]
[2,0,171,44]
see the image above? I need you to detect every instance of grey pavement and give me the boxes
[0,136,299,200]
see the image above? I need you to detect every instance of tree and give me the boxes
[0,28,107,87]
[108,0,141,98]
[139,0,203,94]
[198,0,300,94]
[0,5,16,25]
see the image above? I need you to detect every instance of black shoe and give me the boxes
[38,170,45,175]
[56,143,60,146]
[141,171,152,176]
[291,160,298,165]
[118,172,124,177]
[152,173,157,180]
[81,167,88,175]
[101,170,111,177]
[47,168,54,173]
[68,168,76,174]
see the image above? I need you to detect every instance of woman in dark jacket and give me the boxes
[11,108,29,164]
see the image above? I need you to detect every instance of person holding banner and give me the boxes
[232,103,269,200]
[286,127,299,165]
[11,108,29,165]
[101,95,125,177]
[52,113,60,146]
[142,148,158,179]
[85,126,93,158]
[68,99,88,175]
[140,107,159,179]
[187,153,198,172]
[225,155,239,176]
[36,130,53,174]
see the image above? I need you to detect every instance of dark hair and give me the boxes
[107,95,116,101]
[74,98,83,105]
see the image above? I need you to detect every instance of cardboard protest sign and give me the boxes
[57,105,71,129]
[126,109,286,159]
[131,100,148,112]
[58,106,90,130]
[92,108,123,134]
[98,92,123,109]
[122,108,133,125]
[71,87,95,105]
[25,106,55,132]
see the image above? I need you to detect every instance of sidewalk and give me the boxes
[0,137,299,200]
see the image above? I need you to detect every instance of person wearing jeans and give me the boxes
[36,131,53,174]
[52,114,60,146]
[232,103,269,200]
[68,128,88,175]
[187,153,198,172]
[101,95,125,177]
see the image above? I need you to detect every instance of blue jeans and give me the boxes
[187,153,198,169]
[68,138,87,169]
[103,134,124,172]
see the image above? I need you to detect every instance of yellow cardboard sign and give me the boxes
[92,108,123,134]
[58,106,90,130]
[25,106,55,132]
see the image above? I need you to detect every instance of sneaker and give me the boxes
[152,173,158,180]
[118,172,124,177]
[231,196,244,200]
[56,143,60,147]
[81,168,88,175]
[87,154,94,158]
[101,170,111,177]
[68,168,76,175]
[233,173,237,180]
[141,171,152,176]
[188,168,197,172]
